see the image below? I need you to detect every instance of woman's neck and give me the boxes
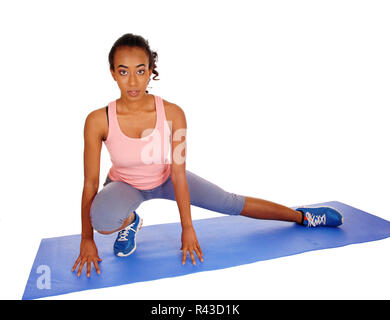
[117,93,152,113]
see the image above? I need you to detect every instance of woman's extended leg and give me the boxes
[159,170,247,216]
[239,196,302,223]
[159,170,303,223]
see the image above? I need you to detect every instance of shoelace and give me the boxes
[117,221,137,241]
[117,229,130,241]
[305,212,326,227]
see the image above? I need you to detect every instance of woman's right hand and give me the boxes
[71,238,102,277]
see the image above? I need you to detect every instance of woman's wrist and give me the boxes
[181,223,193,230]
[81,229,94,240]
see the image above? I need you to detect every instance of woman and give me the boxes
[72,33,343,278]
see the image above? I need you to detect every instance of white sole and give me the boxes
[116,218,143,257]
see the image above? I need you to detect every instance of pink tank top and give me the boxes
[104,94,172,190]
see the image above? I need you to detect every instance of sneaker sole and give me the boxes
[116,218,143,257]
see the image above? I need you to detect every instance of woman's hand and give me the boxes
[71,238,102,277]
[180,226,204,265]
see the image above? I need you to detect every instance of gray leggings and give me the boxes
[90,170,246,232]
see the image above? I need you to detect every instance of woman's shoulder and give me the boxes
[161,97,184,122]
[85,106,109,141]
[86,105,108,126]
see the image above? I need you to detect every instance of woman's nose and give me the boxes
[128,73,137,85]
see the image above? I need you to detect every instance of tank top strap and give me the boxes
[107,100,115,125]
[105,100,119,142]
[154,95,172,155]
[155,95,169,126]
[155,95,162,120]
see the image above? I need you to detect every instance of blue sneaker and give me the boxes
[114,211,143,257]
[295,206,344,227]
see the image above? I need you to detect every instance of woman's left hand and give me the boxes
[180,226,204,265]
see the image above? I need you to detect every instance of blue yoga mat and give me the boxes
[22,201,390,299]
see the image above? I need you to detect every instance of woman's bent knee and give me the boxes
[95,214,135,235]
[90,192,129,233]
[90,182,142,233]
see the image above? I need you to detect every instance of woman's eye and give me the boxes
[119,70,144,75]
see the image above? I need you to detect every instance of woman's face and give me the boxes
[110,46,153,99]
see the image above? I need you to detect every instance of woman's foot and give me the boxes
[113,211,143,257]
[295,206,344,227]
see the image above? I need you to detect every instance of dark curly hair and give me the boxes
[108,33,160,93]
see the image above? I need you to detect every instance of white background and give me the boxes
[0,0,389,300]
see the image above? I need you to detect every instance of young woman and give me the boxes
[72,33,343,278]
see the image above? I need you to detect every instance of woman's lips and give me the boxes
[128,90,140,97]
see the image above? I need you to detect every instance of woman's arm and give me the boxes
[81,110,103,238]
[170,105,192,228]
[72,110,105,277]
[169,104,204,265]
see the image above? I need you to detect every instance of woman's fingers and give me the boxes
[93,259,101,275]
[182,247,204,266]
[189,251,196,265]
[77,258,87,277]
[86,259,91,277]
[71,256,81,272]
[194,246,204,262]
[73,255,102,277]
[182,248,196,265]
[196,242,203,257]
[182,248,188,265]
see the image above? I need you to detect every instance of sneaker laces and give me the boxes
[305,212,326,227]
[117,220,137,241]
[117,228,130,241]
